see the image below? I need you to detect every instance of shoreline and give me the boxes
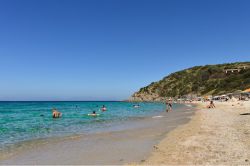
[0,104,194,165]
[144,100,250,165]
[2,101,249,165]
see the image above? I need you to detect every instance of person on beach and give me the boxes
[52,108,62,118]
[101,105,107,111]
[166,100,172,112]
[207,100,215,108]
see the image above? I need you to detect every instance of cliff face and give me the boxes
[129,62,250,101]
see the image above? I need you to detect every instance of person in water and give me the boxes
[133,104,140,108]
[52,108,62,118]
[166,100,172,112]
[88,111,97,116]
[101,105,107,111]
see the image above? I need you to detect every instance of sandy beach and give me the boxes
[1,101,250,165]
[145,100,250,165]
[1,0,249,165]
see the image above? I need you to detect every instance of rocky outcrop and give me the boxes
[129,62,250,101]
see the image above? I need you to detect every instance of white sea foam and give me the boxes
[152,115,164,118]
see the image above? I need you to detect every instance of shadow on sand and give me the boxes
[240,113,250,115]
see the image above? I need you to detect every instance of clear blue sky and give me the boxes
[0,0,249,101]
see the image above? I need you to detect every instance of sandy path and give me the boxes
[145,101,250,165]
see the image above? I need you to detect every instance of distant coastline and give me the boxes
[0,100,122,102]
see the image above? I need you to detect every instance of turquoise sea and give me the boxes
[0,101,184,151]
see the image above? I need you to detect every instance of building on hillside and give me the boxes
[224,66,248,74]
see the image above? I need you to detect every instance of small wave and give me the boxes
[152,115,164,119]
[185,104,192,107]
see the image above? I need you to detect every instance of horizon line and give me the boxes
[0,100,126,102]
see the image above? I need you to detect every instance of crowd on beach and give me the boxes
[162,88,250,113]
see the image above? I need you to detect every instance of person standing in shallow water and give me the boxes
[166,100,172,112]
[101,105,107,112]
[52,108,62,118]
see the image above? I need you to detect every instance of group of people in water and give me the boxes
[51,101,175,119]
[52,105,107,118]
[88,105,107,116]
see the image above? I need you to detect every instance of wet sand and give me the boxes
[145,101,250,165]
[0,105,194,165]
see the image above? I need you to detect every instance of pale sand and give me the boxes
[145,100,250,165]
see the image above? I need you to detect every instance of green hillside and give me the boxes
[130,62,250,101]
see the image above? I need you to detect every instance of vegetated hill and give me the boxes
[129,62,250,101]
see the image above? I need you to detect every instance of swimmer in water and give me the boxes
[88,111,98,116]
[133,104,140,108]
[52,108,62,118]
[101,105,107,111]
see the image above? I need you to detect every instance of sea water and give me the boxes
[0,101,183,151]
